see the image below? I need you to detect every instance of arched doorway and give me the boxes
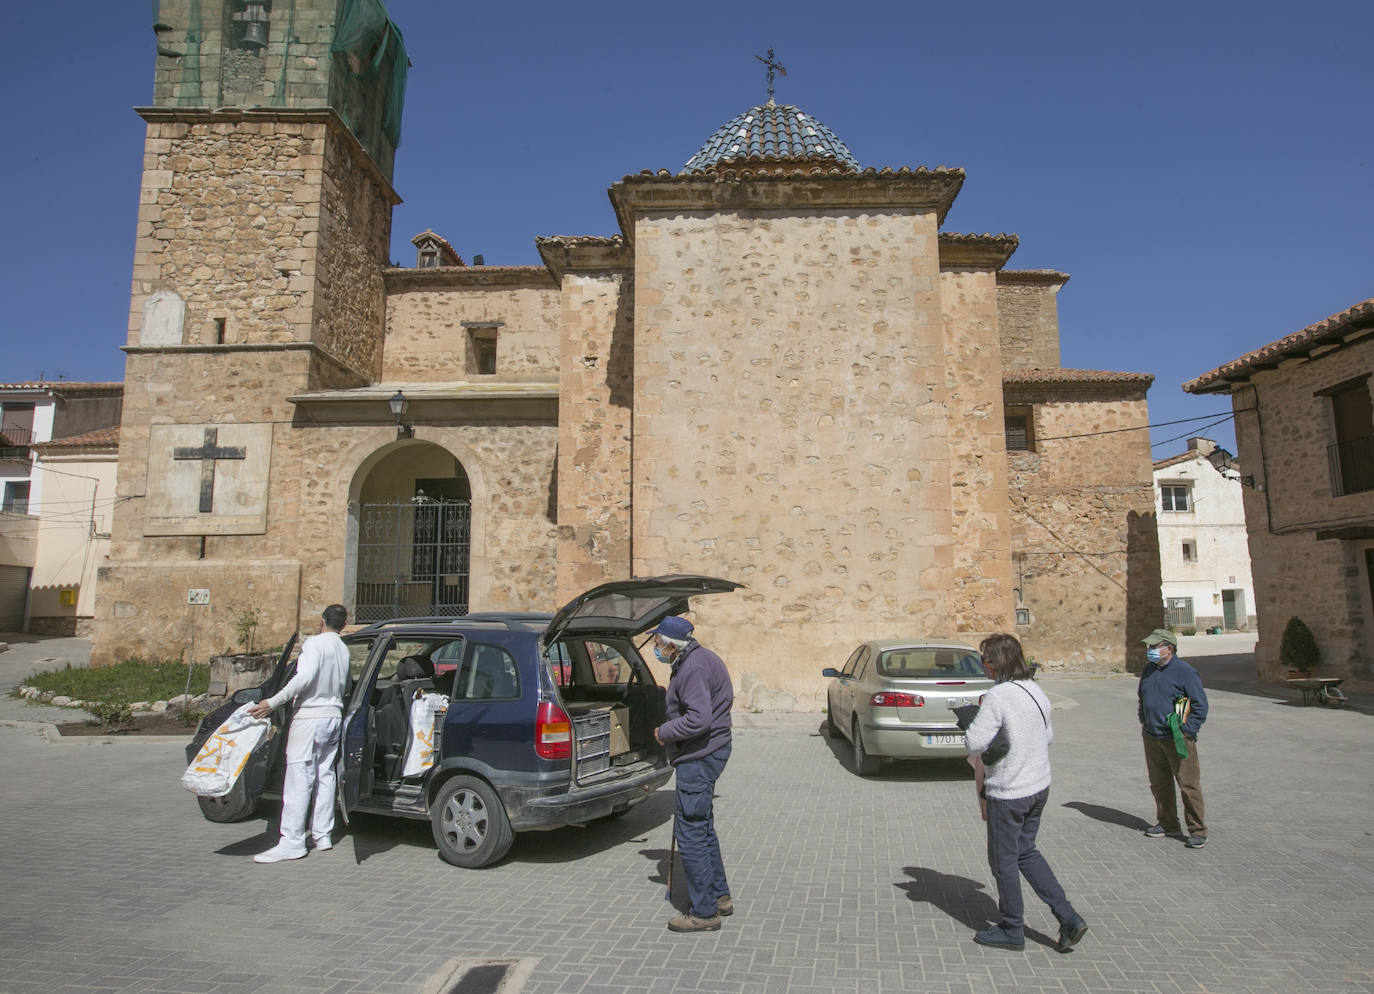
[352,442,472,622]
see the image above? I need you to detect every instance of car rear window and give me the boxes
[877,648,983,678]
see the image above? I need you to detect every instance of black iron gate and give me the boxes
[355,499,471,622]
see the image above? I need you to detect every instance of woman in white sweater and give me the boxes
[964,633,1088,953]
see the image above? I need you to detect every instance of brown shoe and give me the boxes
[667,913,722,933]
[717,895,734,916]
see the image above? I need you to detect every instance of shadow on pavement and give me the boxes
[639,844,689,911]
[895,865,1057,950]
[817,724,975,782]
[1061,801,1150,832]
[505,788,675,865]
[214,805,282,857]
[1190,651,1374,715]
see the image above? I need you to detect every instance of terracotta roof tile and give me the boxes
[1184,297,1374,394]
[32,426,120,451]
[1002,368,1155,386]
[0,381,122,394]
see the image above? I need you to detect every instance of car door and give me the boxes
[834,644,867,732]
[543,574,745,644]
[337,634,386,821]
[186,634,298,803]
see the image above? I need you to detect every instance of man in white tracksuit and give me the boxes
[248,603,350,863]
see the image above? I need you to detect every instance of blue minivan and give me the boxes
[187,575,742,867]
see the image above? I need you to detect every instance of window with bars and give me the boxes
[1005,406,1034,452]
[1165,597,1194,628]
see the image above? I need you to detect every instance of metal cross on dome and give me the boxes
[755,48,787,101]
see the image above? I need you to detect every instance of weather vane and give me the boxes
[755,48,787,102]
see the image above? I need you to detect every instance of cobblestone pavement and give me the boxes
[2,636,1373,993]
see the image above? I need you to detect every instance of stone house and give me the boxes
[0,382,123,631]
[1152,438,1255,634]
[1185,297,1374,683]
[92,0,1163,705]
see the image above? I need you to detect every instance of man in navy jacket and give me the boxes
[652,615,734,932]
[1138,629,1209,848]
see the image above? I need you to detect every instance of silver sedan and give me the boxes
[823,639,992,776]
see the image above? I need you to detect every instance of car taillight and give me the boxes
[535,701,572,760]
[870,691,923,707]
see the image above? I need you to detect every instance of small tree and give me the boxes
[233,604,263,653]
[1280,616,1320,674]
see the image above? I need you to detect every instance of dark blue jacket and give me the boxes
[658,642,733,765]
[1138,655,1208,738]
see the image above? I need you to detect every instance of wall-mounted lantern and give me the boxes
[1205,446,1256,489]
[389,389,413,439]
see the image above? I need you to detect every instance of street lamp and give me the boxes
[1205,446,1254,488]
[389,389,413,439]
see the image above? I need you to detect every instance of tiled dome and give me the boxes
[682,101,859,175]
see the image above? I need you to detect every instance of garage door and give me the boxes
[0,564,29,631]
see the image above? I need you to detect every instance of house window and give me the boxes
[2,481,30,515]
[1005,406,1034,452]
[1160,483,1191,512]
[1181,540,1197,563]
[1165,596,1194,628]
[464,323,500,375]
[1325,377,1374,496]
[418,248,439,268]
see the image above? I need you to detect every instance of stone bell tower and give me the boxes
[92,0,406,663]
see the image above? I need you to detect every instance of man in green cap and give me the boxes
[1137,629,1209,848]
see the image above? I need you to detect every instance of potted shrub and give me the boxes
[1280,616,1320,676]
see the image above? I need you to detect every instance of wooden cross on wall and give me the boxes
[173,428,246,513]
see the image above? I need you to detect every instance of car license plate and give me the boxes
[925,734,964,746]
[946,696,974,709]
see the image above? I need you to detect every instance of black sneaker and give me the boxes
[1057,915,1088,952]
[1185,834,1208,849]
[1144,823,1169,838]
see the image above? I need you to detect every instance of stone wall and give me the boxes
[940,270,1013,632]
[997,273,1065,370]
[382,272,561,382]
[297,425,560,624]
[93,560,302,666]
[1232,340,1374,681]
[311,124,392,385]
[130,117,329,350]
[556,272,635,597]
[1006,383,1161,672]
[630,206,975,710]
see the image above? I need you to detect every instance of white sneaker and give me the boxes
[313,840,333,852]
[253,843,307,864]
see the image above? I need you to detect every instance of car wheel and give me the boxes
[852,718,881,777]
[431,775,513,868]
[197,778,257,823]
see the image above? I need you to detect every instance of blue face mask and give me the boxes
[653,646,666,663]
[1146,647,1163,663]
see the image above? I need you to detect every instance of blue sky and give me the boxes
[4,0,1371,456]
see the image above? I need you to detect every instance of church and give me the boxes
[94,0,1164,707]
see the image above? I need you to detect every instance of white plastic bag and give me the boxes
[402,692,449,777]
[180,704,272,797]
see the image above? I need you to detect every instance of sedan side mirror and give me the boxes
[821,668,840,678]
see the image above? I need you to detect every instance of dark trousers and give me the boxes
[674,743,731,919]
[985,787,1075,939]
[1142,731,1206,836]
